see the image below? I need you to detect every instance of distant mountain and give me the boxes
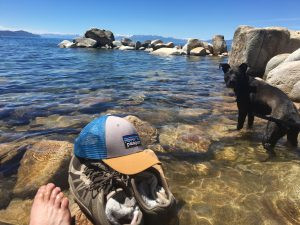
[40,33,80,39]
[115,35,187,45]
[0,30,40,38]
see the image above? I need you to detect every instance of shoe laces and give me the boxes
[83,161,130,198]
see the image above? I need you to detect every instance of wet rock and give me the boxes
[124,115,158,147]
[266,61,300,102]
[263,53,290,79]
[58,40,76,48]
[0,199,32,225]
[214,147,238,161]
[190,47,207,56]
[182,38,203,55]
[151,48,185,56]
[212,35,227,55]
[13,140,73,198]
[229,26,300,77]
[84,28,115,47]
[74,37,97,48]
[159,124,211,152]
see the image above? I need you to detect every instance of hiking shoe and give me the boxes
[68,155,143,225]
[130,164,177,225]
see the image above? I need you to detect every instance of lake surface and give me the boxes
[1,37,300,225]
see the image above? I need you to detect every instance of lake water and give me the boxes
[1,37,300,225]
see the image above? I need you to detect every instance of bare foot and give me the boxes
[30,183,71,225]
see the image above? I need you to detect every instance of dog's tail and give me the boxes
[255,114,300,130]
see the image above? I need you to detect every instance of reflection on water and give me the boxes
[0,37,300,225]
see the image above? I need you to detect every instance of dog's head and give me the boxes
[219,63,248,88]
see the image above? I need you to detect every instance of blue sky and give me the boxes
[0,0,300,40]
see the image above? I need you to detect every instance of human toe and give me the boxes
[43,183,56,201]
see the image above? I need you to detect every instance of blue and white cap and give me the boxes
[74,115,160,175]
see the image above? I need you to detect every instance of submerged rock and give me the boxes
[159,124,211,152]
[13,140,73,198]
[124,115,158,147]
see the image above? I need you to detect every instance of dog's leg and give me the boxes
[247,112,254,128]
[262,121,286,156]
[287,129,299,147]
[237,108,247,130]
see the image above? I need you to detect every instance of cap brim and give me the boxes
[103,149,160,175]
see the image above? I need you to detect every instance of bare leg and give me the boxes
[30,183,71,225]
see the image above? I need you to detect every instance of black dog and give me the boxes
[220,62,300,155]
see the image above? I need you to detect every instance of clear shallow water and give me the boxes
[1,37,300,225]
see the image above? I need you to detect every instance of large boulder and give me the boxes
[229,26,300,77]
[58,40,76,48]
[84,28,115,47]
[190,47,207,56]
[182,38,203,55]
[74,37,97,48]
[212,35,227,55]
[153,42,174,50]
[112,40,122,47]
[135,41,142,50]
[266,61,300,102]
[284,47,300,62]
[151,48,185,56]
[263,53,290,79]
[13,140,73,198]
[202,41,214,54]
[151,39,163,46]
[141,40,151,48]
[290,81,300,101]
[121,38,134,46]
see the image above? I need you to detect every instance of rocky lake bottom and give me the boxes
[0,37,300,225]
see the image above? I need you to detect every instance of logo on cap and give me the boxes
[123,134,141,149]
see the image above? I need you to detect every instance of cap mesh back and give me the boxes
[74,115,108,159]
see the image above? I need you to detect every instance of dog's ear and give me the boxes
[238,63,248,74]
[219,63,231,73]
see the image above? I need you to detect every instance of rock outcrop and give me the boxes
[266,60,300,102]
[263,53,290,78]
[121,38,134,47]
[13,140,73,198]
[84,28,115,47]
[58,40,76,48]
[190,47,207,56]
[151,48,185,56]
[212,35,227,55]
[74,37,97,48]
[182,39,203,55]
[229,25,300,77]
